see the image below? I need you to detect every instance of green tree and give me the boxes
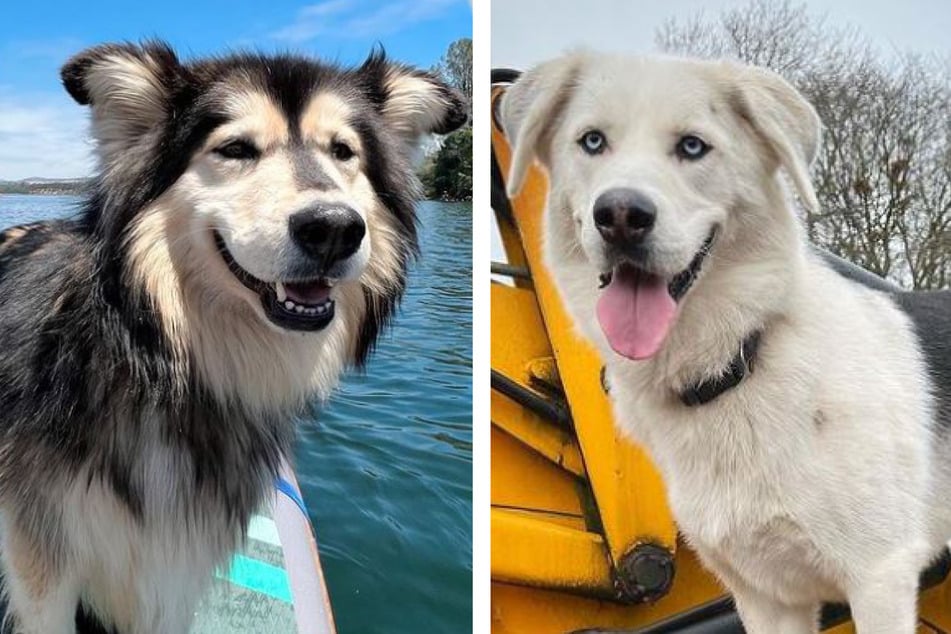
[422,38,472,201]
[422,127,472,201]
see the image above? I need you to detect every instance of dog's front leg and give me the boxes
[846,551,920,634]
[731,587,818,634]
[708,559,818,633]
[0,523,78,634]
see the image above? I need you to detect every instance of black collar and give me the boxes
[679,331,762,407]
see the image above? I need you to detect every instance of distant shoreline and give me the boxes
[0,189,85,196]
[1,188,470,203]
[0,179,89,196]
[0,178,471,200]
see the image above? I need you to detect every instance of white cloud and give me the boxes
[270,0,458,43]
[0,89,94,180]
[270,0,355,42]
[301,0,355,18]
[3,37,86,63]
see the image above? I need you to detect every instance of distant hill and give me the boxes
[0,178,91,195]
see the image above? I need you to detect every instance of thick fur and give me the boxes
[0,41,465,634]
[502,51,951,633]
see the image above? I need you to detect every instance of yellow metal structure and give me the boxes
[489,79,951,633]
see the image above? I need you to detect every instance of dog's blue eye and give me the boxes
[331,141,355,161]
[579,130,607,155]
[214,140,259,160]
[676,135,711,160]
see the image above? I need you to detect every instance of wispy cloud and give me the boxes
[270,0,458,43]
[2,37,86,63]
[0,89,93,180]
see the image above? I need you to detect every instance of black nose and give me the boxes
[289,205,366,270]
[593,188,656,247]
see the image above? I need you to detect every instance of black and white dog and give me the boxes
[0,41,464,633]
[502,51,950,633]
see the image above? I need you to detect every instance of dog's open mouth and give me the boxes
[214,232,336,331]
[596,229,717,360]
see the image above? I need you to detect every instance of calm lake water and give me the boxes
[0,194,472,634]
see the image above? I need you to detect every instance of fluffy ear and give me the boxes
[61,41,183,158]
[726,64,821,212]
[499,53,586,197]
[359,50,468,148]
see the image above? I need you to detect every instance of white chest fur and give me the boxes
[59,448,243,633]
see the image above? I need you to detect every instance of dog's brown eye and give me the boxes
[331,141,355,161]
[676,135,711,160]
[214,140,259,161]
[579,130,607,155]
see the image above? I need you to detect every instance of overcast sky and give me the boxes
[492,0,951,68]
[490,0,951,261]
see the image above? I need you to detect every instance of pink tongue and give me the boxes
[596,267,677,360]
[285,281,331,305]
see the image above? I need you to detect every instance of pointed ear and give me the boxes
[359,49,468,148]
[726,64,821,212]
[61,41,183,157]
[499,53,586,197]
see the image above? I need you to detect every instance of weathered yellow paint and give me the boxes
[525,357,561,392]
[498,506,587,531]
[919,574,951,631]
[491,86,677,566]
[492,281,584,474]
[491,426,585,520]
[492,390,585,476]
[491,543,725,634]
[492,583,949,634]
[491,282,552,384]
[491,508,614,595]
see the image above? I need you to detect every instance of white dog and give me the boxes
[501,51,951,633]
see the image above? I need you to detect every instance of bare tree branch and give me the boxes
[657,0,950,289]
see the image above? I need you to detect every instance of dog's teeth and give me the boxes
[294,305,304,313]
[275,282,287,302]
[284,300,295,310]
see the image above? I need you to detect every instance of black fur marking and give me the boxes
[76,603,119,634]
[290,142,334,190]
[349,113,418,364]
[894,290,951,430]
[431,80,469,133]
[820,250,951,431]
[356,46,390,108]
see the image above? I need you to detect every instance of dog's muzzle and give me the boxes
[214,236,335,332]
[213,204,367,332]
[595,226,718,360]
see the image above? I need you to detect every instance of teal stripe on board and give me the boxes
[216,555,293,604]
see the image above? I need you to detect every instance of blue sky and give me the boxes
[0,0,471,179]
